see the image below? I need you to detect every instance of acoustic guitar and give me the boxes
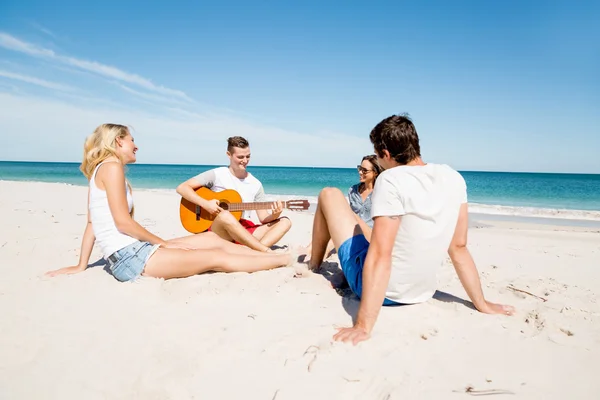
[180,187,310,233]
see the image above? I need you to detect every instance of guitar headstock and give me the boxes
[284,199,310,211]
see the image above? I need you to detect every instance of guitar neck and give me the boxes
[226,202,281,212]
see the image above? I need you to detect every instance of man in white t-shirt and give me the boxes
[176,136,292,252]
[304,114,515,344]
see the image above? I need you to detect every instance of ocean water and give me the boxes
[1,161,599,214]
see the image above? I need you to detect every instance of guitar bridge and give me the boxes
[195,205,201,221]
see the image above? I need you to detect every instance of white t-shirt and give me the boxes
[371,163,468,304]
[194,167,267,220]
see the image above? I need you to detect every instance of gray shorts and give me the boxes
[106,241,160,282]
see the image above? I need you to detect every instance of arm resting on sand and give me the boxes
[449,203,515,315]
[46,191,96,276]
[333,215,400,345]
[354,215,399,331]
[46,221,97,277]
[75,221,96,270]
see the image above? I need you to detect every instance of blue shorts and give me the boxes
[337,234,400,306]
[106,241,160,282]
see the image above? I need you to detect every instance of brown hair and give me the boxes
[369,114,421,165]
[362,154,384,183]
[227,136,249,153]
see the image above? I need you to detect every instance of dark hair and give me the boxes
[227,136,249,153]
[369,114,421,165]
[362,154,384,182]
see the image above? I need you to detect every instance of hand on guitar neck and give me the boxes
[179,187,310,233]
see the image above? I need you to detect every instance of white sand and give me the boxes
[0,180,599,399]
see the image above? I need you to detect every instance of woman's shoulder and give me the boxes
[98,159,123,172]
[95,159,125,180]
[348,183,362,199]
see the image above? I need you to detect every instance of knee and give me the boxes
[214,211,237,226]
[278,216,292,232]
[318,187,343,201]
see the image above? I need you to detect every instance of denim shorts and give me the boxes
[106,241,160,282]
[338,234,400,306]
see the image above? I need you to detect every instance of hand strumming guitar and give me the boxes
[204,199,224,216]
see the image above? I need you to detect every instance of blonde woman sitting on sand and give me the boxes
[47,124,294,281]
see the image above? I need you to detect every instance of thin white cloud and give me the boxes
[0,32,55,57]
[0,70,74,91]
[64,57,192,101]
[118,84,189,106]
[0,32,192,102]
[30,22,57,39]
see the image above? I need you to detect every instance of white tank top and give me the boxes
[89,161,137,258]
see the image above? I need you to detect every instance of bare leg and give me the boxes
[143,248,292,279]
[354,214,372,242]
[308,187,364,271]
[252,217,292,247]
[209,211,270,252]
[167,231,274,256]
[304,239,336,260]
[325,239,337,257]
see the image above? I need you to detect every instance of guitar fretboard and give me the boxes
[225,202,281,212]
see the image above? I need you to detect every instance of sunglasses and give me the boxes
[357,165,374,174]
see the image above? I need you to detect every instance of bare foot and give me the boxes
[478,301,516,316]
[282,245,309,268]
[301,255,322,272]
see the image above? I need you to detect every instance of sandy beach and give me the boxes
[0,180,599,399]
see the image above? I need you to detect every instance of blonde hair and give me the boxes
[81,123,135,217]
[80,123,131,179]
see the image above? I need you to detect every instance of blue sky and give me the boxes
[0,0,598,172]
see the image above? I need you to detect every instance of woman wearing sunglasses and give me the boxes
[304,155,383,259]
[348,154,384,241]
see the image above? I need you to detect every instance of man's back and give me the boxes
[371,163,467,303]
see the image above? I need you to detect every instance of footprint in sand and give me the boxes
[522,310,545,336]
[280,339,334,373]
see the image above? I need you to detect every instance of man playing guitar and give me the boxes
[176,136,292,252]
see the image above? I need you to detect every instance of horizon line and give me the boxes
[0,159,598,175]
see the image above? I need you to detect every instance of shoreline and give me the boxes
[3,178,600,223]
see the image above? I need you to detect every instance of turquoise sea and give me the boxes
[1,161,599,211]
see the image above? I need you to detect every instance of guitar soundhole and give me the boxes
[220,202,229,210]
